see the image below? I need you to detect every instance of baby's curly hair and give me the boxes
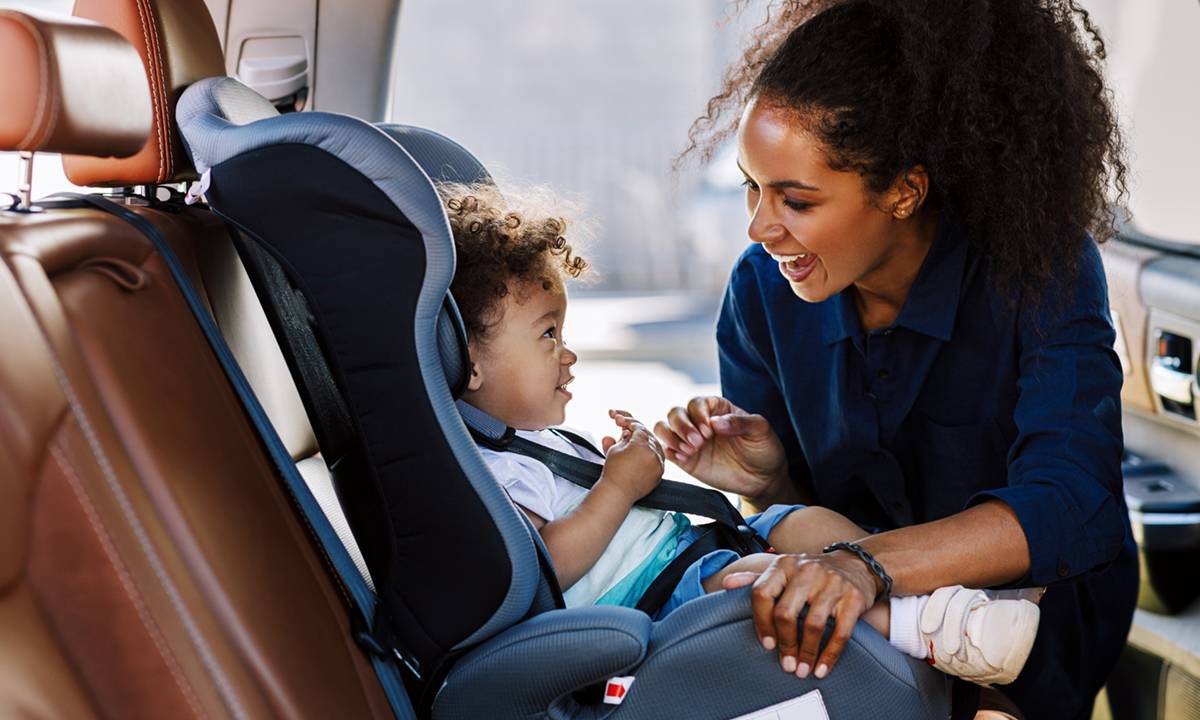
[441,182,589,344]
[683,0,1127,305]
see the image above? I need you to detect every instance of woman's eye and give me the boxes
[783,199,813,212]
[740,178,759,192]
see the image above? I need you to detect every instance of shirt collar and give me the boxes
[821,214,968,345]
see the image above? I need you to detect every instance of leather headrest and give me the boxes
[63,0,225,187]
[0,11,150,157]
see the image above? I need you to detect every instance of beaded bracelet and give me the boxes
[823,541,894,600]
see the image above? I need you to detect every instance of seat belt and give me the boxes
[459,401,768,554]
[47,192,419,720]
[458,400,772,615]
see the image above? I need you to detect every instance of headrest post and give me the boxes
[15,151,39,213]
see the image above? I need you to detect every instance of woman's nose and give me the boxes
[746,198,784,246]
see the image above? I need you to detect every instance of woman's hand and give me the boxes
[723,552,880,679]
[653,396,788,504]
[600,409,665,502]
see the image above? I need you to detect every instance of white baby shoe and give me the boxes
[919,585,1041,686]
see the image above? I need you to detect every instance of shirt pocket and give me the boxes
[914,413,1008,522]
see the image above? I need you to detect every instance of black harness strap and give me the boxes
[632,525,725,615]
[461,404,773,615]
[481,428,767,555]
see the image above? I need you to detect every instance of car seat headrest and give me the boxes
[62,0,225,186]
[0,11,150,158]
[378,125,494,187]
[373,123,499,396]
[178,79,480,396]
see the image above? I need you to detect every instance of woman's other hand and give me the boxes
[653,396,787,504]
[723,552,880,679]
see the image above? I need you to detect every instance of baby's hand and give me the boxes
[600,409,665,502]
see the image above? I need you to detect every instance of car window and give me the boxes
[1102,0,1200,244]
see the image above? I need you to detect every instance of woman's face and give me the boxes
[736,98,904,304]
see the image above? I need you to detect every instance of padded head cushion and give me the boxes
[62,0,224,186]
[0,11,150,157]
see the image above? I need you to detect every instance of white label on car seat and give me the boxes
[602,676,634,705]
[728,690,830,720]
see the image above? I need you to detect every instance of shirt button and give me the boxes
[1056,560,1070,578]
[877,368,890,380]
[882,329,894,336]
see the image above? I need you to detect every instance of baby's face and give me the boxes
[465,278,577,430]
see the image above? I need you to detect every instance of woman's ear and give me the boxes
[888,165,929,220]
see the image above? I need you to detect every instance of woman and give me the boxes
[655,1,1137,718]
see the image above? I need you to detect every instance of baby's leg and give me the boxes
[763,505,870,554]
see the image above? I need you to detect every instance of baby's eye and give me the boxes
[542,326,557,339]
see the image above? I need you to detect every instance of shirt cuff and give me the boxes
[966,483,1084,587]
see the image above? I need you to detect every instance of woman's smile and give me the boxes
[772,252,819,283]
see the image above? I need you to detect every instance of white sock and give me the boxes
[888,594,930,660]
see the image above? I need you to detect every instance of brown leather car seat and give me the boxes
[0,9,392,720]
[62,0,376,589]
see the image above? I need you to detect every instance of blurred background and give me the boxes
[1,0,1194,451]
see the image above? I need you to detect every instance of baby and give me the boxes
[443,182,1039,687]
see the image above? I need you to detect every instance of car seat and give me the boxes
[175,75,954,719]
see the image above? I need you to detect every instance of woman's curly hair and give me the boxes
[441,182,589,343]
[684,0,1127,303]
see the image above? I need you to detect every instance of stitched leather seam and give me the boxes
[141,0,173,180]
[30,311,249,720]
[48,443,210,720]
[130,0,165,179]
[9,13,52,150]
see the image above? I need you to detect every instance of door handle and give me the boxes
[1150,361,1195,405]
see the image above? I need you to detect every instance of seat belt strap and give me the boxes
[632,524,725,615]
[512,434,765,554]
[49,193,418,720]
[458,401,768,555]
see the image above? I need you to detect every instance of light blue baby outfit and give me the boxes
[476,428,801,617]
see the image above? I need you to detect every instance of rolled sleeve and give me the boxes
[968,241,1128,586]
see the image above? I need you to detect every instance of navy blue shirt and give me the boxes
[717,217,1137,719]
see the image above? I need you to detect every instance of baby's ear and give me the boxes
[466,362,484,392]
[465,342,484,392]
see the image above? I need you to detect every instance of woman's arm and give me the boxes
[731,499,1028,680]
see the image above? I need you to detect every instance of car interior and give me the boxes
[1,1,1198,719]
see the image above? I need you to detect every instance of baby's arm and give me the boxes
[531,411,665,591]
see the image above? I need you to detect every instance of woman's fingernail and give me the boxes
[815,664,828,679]
[686,432,701,446]
[782,656,797,673]
[761,636,776,651]
[796,662,810,679]
[679,443,694,454]
[699,423,713,439]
